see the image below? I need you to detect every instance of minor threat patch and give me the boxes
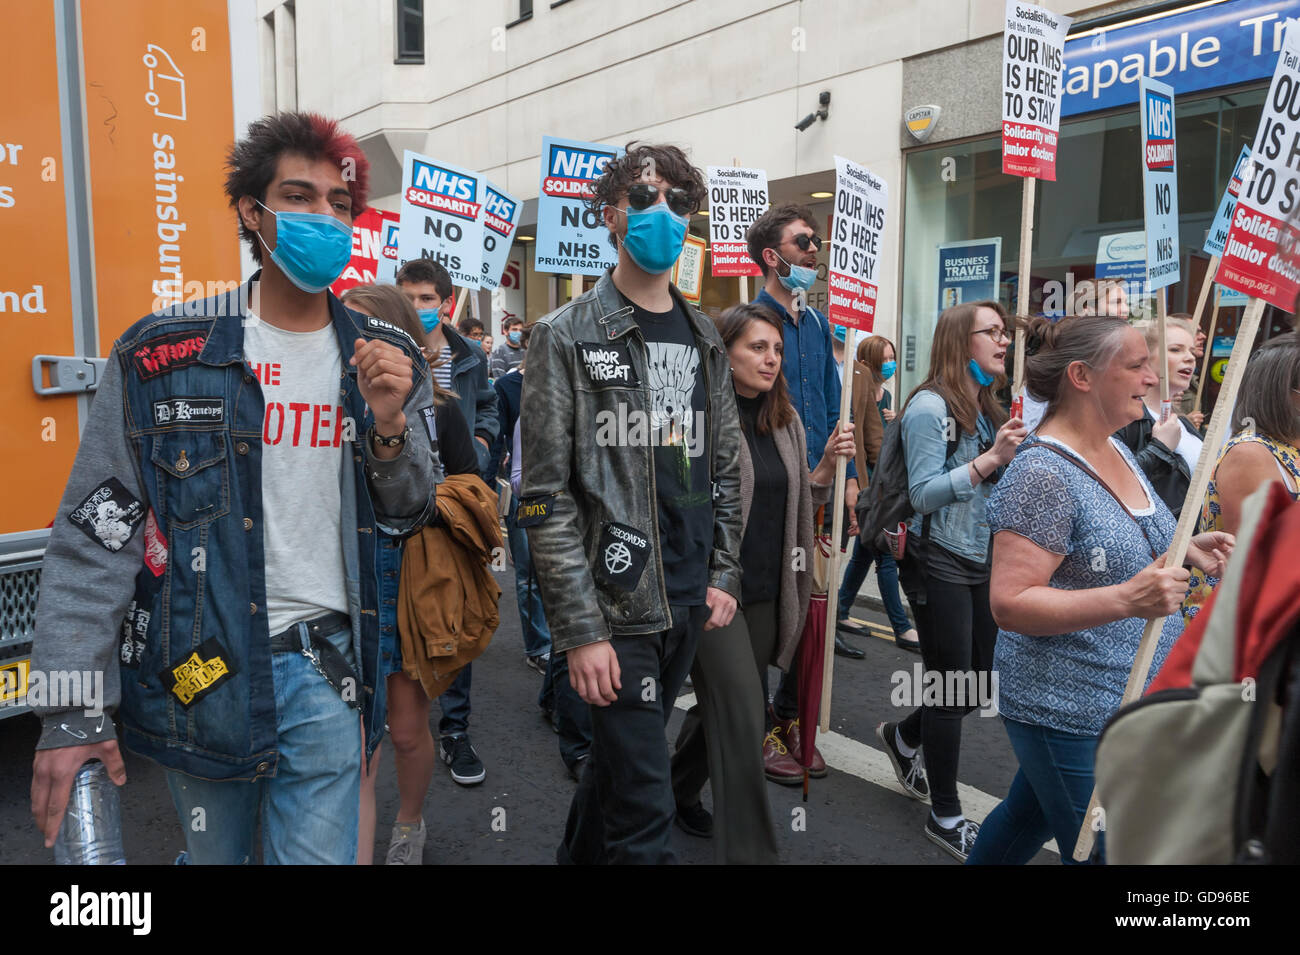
[131,330,207,379]
[576,341,639,388]
[68,478,146,552]
[595,521,651,592]
[152,397,224,426]
[161,637,236,708]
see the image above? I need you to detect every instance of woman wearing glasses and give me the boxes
[876,301,1027,861]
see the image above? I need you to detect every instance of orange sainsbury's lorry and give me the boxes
[1,0,259,718]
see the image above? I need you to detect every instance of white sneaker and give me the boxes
[385,818,427,865]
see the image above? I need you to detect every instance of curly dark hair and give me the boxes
[586,142,706,249]
[395,258,453,300]
[225,112,369,263]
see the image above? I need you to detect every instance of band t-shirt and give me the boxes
[244,317,349,635]
[623,294,712,606]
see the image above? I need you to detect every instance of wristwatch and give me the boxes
[371,425,409,450]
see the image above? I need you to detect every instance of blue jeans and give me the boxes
[506,506,552,659]
[165,624,361,864]
[966,717,1100,865]
[836,538,911,636]
[438,664,472,738]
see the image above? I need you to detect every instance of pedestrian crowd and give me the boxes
[28,111,1298,865]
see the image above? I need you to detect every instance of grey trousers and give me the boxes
[671,600,780,865]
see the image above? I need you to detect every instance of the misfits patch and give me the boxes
[152,397,224,426]
[515,495,555,527]
[576,341,639,388]
[142,509,168,577]
[68,478,146,552]
[131,331,207,379]
[418,405,440,449]
[365,316,418,349]
[160,637,236,708]
[595,521,651,592]
[119,600,151,667]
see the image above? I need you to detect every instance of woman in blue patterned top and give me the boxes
[968,316,1232,865]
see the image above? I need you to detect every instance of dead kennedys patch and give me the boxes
[576,341,639,388]
[152,397,224,426]
[595,521,650,592]
[68,478,146,552]
[161,637,235,708]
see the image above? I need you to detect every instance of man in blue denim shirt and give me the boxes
[745,203,863,780]
[29,113,440,864]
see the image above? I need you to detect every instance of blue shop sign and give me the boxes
[1063,0,1300,117]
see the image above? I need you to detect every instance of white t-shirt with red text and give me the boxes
[244,318,349,635]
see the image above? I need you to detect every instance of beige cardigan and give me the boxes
[737,412,832,671]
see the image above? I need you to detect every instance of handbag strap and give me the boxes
[1026,441,1159,561]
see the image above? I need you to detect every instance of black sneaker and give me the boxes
[675,801,713,838]
[876,721,930,803]
[925,814,980,862]
[525,652,549,676]
[440,734,486,785]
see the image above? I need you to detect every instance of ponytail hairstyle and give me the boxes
[1023,315,1131,423]
[714,303,795,436]
[903,301,1009,435]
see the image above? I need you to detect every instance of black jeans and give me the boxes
[896,573,997,818]
[544,648,592,772]
[557,604,706,865]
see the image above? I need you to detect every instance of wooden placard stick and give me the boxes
[820,325,857,732]
[571,272,583,302]
[1193,286,1222,417]
[1011,177,1036,407]
[1072,295,1266,861]
[1156,287,1170,420]
[451,287,470,325]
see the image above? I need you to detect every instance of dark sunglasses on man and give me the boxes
[787,233,822,252]
[626,181,696,217]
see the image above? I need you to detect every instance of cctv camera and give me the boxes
[794,113,817,132]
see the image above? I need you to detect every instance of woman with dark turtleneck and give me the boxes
[670,303,854,864]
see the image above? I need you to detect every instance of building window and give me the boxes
[395,0,424,64]
[508,0,532,28]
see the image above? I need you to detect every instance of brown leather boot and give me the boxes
[762,725,804,785]
[778,717,828,778]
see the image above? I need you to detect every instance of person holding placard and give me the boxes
[970,316,1231,865]
[1183,333,1300,622]
[1114,316,1204,517]
[877,301,1026,861]
[519,143,743,865]
[746,204,865,754]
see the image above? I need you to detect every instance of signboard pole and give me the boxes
[570,272,583,302]
[1072,295,1267,861]
[819,325,856,733]
[451,288,469,325]
[1193,285,1222,417]
[737,277,749,303]
[1156,287,1170,419]
[1012,176,1036,400]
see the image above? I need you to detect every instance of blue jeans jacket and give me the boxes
[900,389,996,564]
[30,277,442,778]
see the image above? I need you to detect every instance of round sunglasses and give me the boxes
[626,181,696,217]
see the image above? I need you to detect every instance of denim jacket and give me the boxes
[900,389,996,564]
[30,277,442,778]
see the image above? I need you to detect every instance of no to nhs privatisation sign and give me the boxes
[1140,77,1180,290]
[480,181,521,290]
[535,135,622,275]
[1216,18,1300,312]
[398,151,485,288]
[1205,145,1252,257]
[1062,0,1300,117]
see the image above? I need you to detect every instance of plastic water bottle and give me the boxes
[54,760,126,864]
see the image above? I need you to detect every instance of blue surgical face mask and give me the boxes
[775,253,817,293]
[880,360,897,381]
[417,308,442,334]
[968,358,995,387]
[254,199,353,293]
[508,330,522,345]
[615,203,688,275]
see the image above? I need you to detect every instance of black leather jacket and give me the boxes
[519,271,743,653]
[1114,413,1203,517]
